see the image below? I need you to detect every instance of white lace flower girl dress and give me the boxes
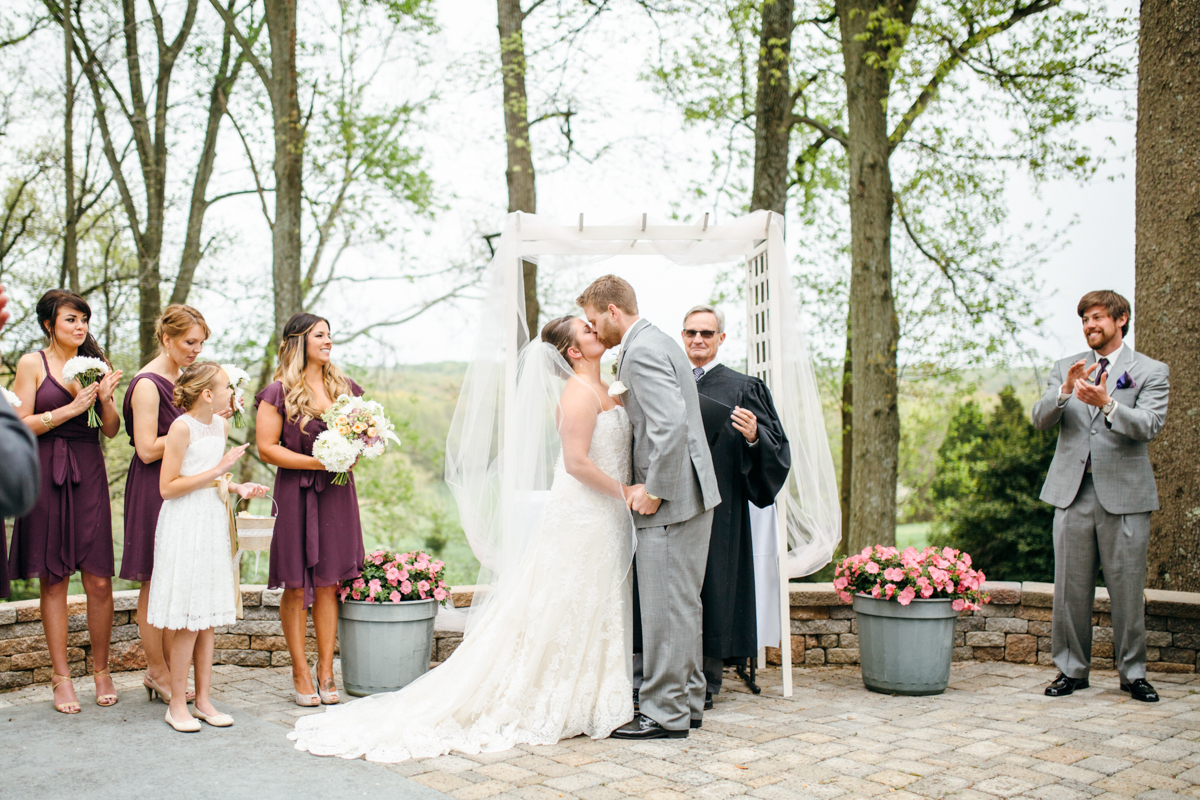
[146,414,236,631]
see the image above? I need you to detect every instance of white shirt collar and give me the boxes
[620,318,640,349]
[690,353,722,374]
[1095,343,1123,367]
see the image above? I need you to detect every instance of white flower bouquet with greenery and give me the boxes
[221,364,251,427]
[61,356,108,427]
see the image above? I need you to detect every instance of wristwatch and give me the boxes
[41,411,55,430]
[646,492,660,502]
[1102,399,1117,417]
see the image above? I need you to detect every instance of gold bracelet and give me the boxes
[41,411,55,430]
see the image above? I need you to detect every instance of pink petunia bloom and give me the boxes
[884,584,896,599]
[920,583,934,598]
[433,587,448,602]
[400,580,412,594]
[385,567,402,584]
[399,569,409,582]
[883,567,904,582]
[368,579,382,595]
[389,590,402,603]
[372,552,385,565]
[338,587,350,602]
[897,586,917,606]
[365,595,376,603]
[417,580,430,594]
[871,583,882,598]
[353,578,366,589]
[860,546,873,558]
[833,576,849,591]
[864,561,880,574]
[951,598,967,611]
[837,591,853,604]
[419,589,427,599]
[351,589,362,601]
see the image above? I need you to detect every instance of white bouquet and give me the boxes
[221,364,251,427]
[1,386,20,408]
[312,393,401,485]
[61,356,109,427]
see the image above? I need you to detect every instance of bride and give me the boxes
[289,316,636,761]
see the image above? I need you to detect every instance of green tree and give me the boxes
[931,386,1057,582]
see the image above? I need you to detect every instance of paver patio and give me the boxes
[4,661,1200,799]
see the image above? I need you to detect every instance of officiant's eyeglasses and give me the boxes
[683,329,718,340]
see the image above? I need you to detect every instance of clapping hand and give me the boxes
[1074,367,1111,408]
[97,370,123,404]
[218,442,251,472]
[1061,359,1091,394]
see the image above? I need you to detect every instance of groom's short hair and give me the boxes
[577,275,638,315]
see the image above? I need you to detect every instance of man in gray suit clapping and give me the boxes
[1032,290,1170,702]
[579,276,721,739]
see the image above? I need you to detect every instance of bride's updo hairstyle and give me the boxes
[274,312,351,429]
[173,361,224,411]
[540,316,579,362]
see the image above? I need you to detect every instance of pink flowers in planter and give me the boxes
[338,549,452,606]
[834,545,989,609]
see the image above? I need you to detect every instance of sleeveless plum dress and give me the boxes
[119,372,182,582]
[255,380,365,608]
[9,352,114,584]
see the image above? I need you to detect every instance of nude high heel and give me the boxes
[50,673,81,715]
[93,668,118,707]
[294,663,319,707]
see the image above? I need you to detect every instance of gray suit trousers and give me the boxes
[1052,474,1149,681]
[635,509,713,731]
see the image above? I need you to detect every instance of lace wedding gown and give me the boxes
[290,406,635,762]
[146,413,237,631]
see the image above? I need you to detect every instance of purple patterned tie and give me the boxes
[693,366,704,383]
[1085,357,1109,473]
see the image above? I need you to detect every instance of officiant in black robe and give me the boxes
[683,305,791,701]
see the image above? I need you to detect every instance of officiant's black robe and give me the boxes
[697,364,790,661]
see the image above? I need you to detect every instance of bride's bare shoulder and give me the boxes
[560,380,602,416]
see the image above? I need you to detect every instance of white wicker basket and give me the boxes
[235,496,277,552]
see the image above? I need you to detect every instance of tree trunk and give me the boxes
[837,0,902,552]
[1138,0,1200,591]
[61,0,78,293]
[749,0,793,215]
[265,0,304,338]
[497,0,538,338]
[840,317,852,552]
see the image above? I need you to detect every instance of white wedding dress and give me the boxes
[290,405,635,762]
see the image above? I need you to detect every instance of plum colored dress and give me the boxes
[255,380,365,608]
[119,372,182,581]
[9,352,114,584]
[1,525,9,598]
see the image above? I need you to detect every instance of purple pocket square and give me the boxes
[1115,371,1136,390]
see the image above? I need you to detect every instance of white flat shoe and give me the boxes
[165,709,201,733]
[192,708,234,727]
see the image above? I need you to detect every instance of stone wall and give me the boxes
[768,581,1200,673]
[0,585,470,691]
[7,579,1200,691]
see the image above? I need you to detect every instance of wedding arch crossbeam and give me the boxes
[446,209,842,699]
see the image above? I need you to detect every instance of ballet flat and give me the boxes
[192,708,234,727]
[165,709,201,733]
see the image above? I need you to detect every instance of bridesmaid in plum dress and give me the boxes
[121,304,210,703]
[256,313,364,707]
[9,290,123,714]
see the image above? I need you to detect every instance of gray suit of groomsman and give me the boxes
[1032,291,1169,700]
[581,278,720,737]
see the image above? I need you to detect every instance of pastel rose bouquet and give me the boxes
[339,549,451,606]
[61,356,109,427]
[313,393,401,485]
[834,545,989,611]
[1,386,20,408]
[221,364,251,427]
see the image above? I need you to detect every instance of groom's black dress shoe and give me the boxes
[704,691,713,710]
[610,713,688,740]
[1120,678,1159,702]
[1044,673,1089,697]
[690,718,702,729]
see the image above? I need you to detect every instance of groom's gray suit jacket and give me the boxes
[617,319,721,528]
[1031,347,1169,513]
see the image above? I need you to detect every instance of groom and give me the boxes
[579,276,721,740]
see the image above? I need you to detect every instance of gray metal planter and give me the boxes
[338,598,438,697]
[853,593,957,696]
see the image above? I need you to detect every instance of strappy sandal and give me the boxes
[51,672,81,715]
[93,668,118,707]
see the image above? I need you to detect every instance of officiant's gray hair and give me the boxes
[683,304,725,334]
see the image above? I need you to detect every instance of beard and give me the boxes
[1087,328,1117,351]
[596,319,622,349]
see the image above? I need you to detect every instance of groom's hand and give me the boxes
[627,484,662,515]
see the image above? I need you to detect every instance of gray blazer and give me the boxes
[0,392,39,518]
[1031,347,1169,514]
[617,319,721,528]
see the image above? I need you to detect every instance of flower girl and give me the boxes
[147,362,267,732]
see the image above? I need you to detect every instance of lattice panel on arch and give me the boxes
[745,246,772,389]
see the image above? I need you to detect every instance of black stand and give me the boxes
[734,659,761,695]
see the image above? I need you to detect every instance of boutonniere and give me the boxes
[1115,371,1137,390]
[608,381,628,398]
[611,347,621,376]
